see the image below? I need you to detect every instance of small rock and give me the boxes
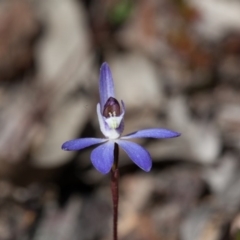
[33,196,82,240]
[35,0,91,82]
[109,53,165,112]
[203,154,239,194]
[31,95,93,167]
[188,0,240,40]
[216,104,240,149]
[168,96,221,164]
[0,0,40,81]
[181,205,225,240]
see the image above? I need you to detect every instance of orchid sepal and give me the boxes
[99,63,115,112]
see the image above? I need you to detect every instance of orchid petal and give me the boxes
[91,141,114,174]
[117,140,152,172]
[115,100,125,134]
[117,119,124,136]
[97,103,108,137]
[122,128,181,139]
[99,63,115,111]
[62,138,106,151]
[120,100,125,114]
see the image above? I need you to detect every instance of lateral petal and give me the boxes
[117,140,152,172]
[62,138,106,151]
[122,128,181,139]
[90,141,115,174]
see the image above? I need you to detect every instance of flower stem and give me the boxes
[111,143,119,240]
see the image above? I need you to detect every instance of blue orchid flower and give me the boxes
[62,63,180,174]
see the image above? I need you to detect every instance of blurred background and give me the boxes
[1,0,240,239]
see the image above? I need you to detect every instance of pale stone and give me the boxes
[188,0,240,40]
[31,0,95,167]
[35,0,90,82]
[109,53,165,112]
